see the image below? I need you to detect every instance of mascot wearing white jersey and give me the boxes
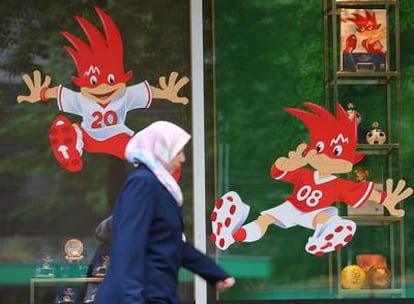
[17,7,189,172]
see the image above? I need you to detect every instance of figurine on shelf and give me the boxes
[341,264,366,290]
[54,286,78,304]
[60,238,88,278]
[35,252,56,278]
[92,254,110,277]
[349,167,384,216]
[346,102,362,125]
[83,283,99,303]
[366,121,386,145]
[346,102,366,143]
[354,167,369,183]
[356,254,392,288]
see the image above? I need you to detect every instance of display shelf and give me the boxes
[324,0,404,299]
[357,144,400,155]
[336,71,398,77]
[338,287,405,298]
[343,215,402,225]
[335,0,397,6]
[30,277,103,304]
[335,219,405,299]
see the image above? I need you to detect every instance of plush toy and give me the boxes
[366,121,386,145]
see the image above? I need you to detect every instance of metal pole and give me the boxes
[190,0,208,303]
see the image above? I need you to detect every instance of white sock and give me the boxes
[242,222,263,242]
[73,125,84,155]
[312,215,341,238]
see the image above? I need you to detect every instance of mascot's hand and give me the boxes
[382,179,413,217]
[17,70,52,104]
[275,143,315,172]
[155,72,189,105]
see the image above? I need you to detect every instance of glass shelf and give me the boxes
[335,0,397,6]
[338,287,404,298]
[343,215,402,225]
[30,277,103,304]
[336,71,398,78]
[357,143,400,155]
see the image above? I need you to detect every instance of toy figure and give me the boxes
[366,121,386,145]
[55,286,77,304]
[17,7,189,172]
[342,10,386,55]
[346,102,361,125]
[35,253,56,277]
[93,255,110,277]
[210,102,412,256]
[356,254,391,288]
[354,167,369,183]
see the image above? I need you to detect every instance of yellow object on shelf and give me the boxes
[341,265,366,289]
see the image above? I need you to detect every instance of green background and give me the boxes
[0,0,414,302]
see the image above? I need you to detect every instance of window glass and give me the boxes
[212,0,414,302]
[0,1,192,303]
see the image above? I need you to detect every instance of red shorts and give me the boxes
[77,125,132,159]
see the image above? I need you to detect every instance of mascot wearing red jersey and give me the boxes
[210,102,412,256]
[17,7,189,172]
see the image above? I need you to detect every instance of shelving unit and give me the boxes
[323,0,405,299]
[30,277,103,304]
[336,216,405,298]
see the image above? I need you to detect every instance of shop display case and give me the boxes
[30,277,103,304]
[323,0,405,298]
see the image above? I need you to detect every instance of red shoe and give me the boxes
[343,34,357,53]
[49,116,83,172]
[210,191,250,250]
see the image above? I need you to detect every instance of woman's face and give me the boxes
[167,151,186,175]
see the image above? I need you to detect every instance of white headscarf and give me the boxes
[124,121,191,205]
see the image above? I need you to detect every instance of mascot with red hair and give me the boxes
[17,7,189,172]
[210,102,413,256]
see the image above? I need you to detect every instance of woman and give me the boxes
[95,121,235,303]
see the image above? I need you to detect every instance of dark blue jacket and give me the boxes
[95,165,229,304]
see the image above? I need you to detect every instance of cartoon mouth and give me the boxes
[91,90,116,100]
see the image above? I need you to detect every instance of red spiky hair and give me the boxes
[284,102,364,164]
[61,6,133,88]
[347,10,381,33]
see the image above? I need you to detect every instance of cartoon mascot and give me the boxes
[17,7,189,172]
[210,102,413,256]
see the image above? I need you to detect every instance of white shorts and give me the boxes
[260,201,338,229]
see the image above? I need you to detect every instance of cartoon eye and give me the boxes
[333,145,343,156]
[359,26,366,32]
[90,75,98,86]
[107,74,115,84]
[316,141,325,152]
[367,24,373,31]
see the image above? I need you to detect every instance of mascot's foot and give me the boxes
[49,115,83,172]
[305,217,356,257]
[210,191,250,250]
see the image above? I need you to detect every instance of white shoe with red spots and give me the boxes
[210,191,250,250]
[305,217,356,257]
